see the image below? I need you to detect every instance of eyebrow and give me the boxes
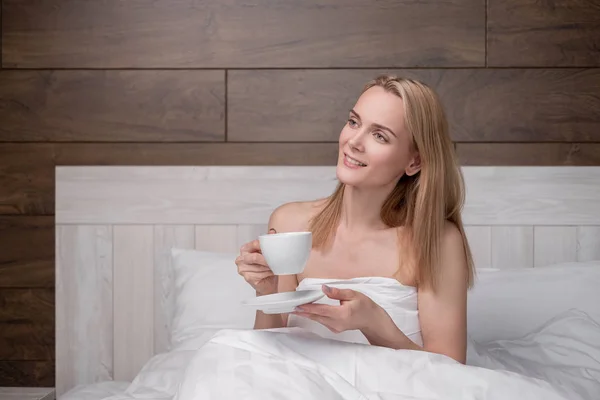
[350,109,397,138]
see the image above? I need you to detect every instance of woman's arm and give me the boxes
[253,202,307,330]
[254,274,299,329]
[364,223,468,362]
[364,223,468,361]
[412,222,469,363]
[360,307,422,351]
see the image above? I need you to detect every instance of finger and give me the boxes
[240,239,261,255]
[243,252,268,266]
[292,311,333,325]
[322,285,356,301]
[242,271,274,281]
[250,271,274,280]
[294,304,337,318]
[235,254,268,268]
[237,264,272,274]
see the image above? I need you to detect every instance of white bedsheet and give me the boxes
[173,328,574,400]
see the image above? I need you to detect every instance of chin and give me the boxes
[335,162,366,187]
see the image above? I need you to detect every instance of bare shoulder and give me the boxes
[268,198,327,233]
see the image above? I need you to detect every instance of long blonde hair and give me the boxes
[309,74,474,291]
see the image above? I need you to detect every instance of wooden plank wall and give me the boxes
[0,0,599,387]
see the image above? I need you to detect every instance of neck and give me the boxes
[339,184,393,231]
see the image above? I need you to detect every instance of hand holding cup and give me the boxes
[236,230,312,295]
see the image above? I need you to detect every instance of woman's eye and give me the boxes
[374,132,388,142]
[348,118,358,127]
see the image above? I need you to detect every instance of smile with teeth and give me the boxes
[345,154,367,167]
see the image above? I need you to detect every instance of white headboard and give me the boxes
[55,166,600,396]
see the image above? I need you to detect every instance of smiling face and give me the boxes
[336,85,420,189]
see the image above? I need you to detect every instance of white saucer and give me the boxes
[242,290,325,314]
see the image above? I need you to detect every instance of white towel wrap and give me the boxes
[287,276,423,347]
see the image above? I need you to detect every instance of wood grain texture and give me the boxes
[491,227,534,269]
[153,225,194,353]
[55,225,112,397]
[0,70,225,142]
[0,387,55,400]
[462,167,600,226]
[1,142,337,216]
[488,0,600,66]
[195,226,238,253]
[0,217,54,288]
[577,226,600,262]
[56,166,338,225]
[464,226,492,269]
[457,143,600,166]
[2,0,484,68]
[56,166,600,226]
[53,143,339,166]
[236,225,268,248]
[534,226,578,267]
[0,289,54,360]
[6,146,597,226]
[228,69,600,142]
[0,145,54,215]
[113,226,154,382]
[194,225,268,254]
[0,361,54,387]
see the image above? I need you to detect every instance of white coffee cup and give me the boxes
[258,231,312,275]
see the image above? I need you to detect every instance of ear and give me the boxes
[405,153,421,176]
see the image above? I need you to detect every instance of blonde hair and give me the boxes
[309,74,474,291]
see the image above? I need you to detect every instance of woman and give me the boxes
[235,74,474,364]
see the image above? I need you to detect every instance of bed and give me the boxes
[55,165,600,400]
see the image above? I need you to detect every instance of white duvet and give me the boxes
[174,328,575,400]
[64,310,600,400]
[88,316,600,400]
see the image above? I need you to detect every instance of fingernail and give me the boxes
[323,284,331,292]
[294,306,304,312]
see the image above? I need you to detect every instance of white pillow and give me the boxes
[169,248,257,349]
[467,309,600,400]
[167,249,600,352]
[467,261,600,343]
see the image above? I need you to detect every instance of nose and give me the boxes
[348,131,366,153]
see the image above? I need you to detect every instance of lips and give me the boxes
[344,153,367,167]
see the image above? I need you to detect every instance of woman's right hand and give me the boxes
[236,239,278,296]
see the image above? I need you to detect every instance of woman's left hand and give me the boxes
[291,285,383,333]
